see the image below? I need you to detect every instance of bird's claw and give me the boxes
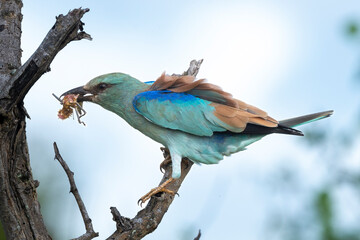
[159,155,172,173]
[137,177,177,207]
[137,188,177,207]
[159,147,171,173]
[160,147,170,158]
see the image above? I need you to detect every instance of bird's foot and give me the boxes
[160,155,172,173]
[160,147,170,158]
[138,177,177,207]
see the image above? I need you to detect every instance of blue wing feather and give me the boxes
[132,90,226,136]
[144,81,155,85]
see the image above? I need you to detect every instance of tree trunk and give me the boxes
[0,0,90,238]
[0,108,51,240]
[0,1,51,239]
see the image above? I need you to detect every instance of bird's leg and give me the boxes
[138,148,181,206]
[160,147,172,173]
[138,177,176,207]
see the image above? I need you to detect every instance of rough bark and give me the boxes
[0,2,90,239]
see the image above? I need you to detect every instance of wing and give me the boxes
[133,90,225,136]
[133,73,278,136]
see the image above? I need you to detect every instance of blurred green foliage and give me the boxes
[346,21,359,37]
[346,20,360,82]
[303,129,328,146]
[315,191,335,240]
[0,222,5,240]
[311,21,360,240]
[263,20,360,240]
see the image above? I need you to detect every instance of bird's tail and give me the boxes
[242,110,333,136]
[279,110,334,128]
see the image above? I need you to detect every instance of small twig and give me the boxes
[194,230,201,240]
[110,207,133,232]
[185,59,203,76]
[172,59,204,77]
[53,142,98,240]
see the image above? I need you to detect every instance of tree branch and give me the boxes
[53,142,98,240]
[194,230,202,240]
[110,207,133,232]
[107,59,203,240]
[0,5,91,240]
[2,8,91,111]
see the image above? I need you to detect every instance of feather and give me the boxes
[279,110,333,128]
[147,73,278,131]
[212,103,278,130]
[149,74,238,107]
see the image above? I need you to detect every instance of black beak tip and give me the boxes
[60,86,88,98]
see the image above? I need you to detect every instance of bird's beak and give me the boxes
[61,86,94,102]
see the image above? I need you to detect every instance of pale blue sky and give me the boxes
[22,1,360,239]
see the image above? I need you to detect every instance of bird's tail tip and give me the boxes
[279,110,333,128]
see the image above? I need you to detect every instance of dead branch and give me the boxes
[110,207,133,232]
[194,230,202,240]
[0,5,91,240]
[53,142,98,240]
[1,8,92,111]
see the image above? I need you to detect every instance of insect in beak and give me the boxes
[53,93,87,125]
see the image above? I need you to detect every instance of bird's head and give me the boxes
[61,73,144,107]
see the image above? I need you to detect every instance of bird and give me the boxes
[61,72,333,205]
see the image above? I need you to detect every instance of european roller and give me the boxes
[61,72,333,204]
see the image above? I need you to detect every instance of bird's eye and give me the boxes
[97,83,109,91]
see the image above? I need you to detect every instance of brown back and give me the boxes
[148,73,278,132]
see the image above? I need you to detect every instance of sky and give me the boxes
[21,1,360,239]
